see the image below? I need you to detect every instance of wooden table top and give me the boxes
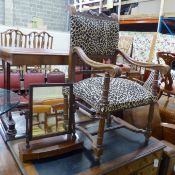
[0,47,69,66]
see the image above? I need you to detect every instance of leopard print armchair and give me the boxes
[69,6,169,160]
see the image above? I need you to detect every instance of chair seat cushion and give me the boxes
[73,77,157,112]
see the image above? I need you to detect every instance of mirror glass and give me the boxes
[31,86,69,138]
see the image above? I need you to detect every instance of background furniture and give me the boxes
[157,51,175,97]
[123,100,175,175]
[0,29,54,84]
[0,89,19,141]
[47,68,65,83]
[0,72,20,92]
[32,105,51,134]
[0,47,68,140]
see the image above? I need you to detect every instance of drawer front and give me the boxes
[107,150,163,175]
[137,164,159,175]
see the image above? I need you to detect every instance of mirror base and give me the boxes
[18,134,83,162]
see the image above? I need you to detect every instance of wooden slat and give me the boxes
[4,33,7,47]
[50,36,53,49]
[28,35,31,48]
[19,34,23,47]
[47,36,49,49]
[37,35,40,48]
[24,35,27,48]
[14,31,17,47]
[0,33,2,46]
[33,34,36,48]
[9,33,12,47]
[41,33,45,48]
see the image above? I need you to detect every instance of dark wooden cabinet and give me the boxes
[104,149,162,175]
[159,140,175,175]
[77,136,164,175]
[9,126,165,175]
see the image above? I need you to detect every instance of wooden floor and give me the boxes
[0,135,21,175]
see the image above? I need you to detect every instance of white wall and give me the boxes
[163,0,175,14]
[131,0,175,16]
[131,0,161,15]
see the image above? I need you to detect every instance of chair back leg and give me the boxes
[145,103,155,144]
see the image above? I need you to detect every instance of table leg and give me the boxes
[5,62,11,90]
[6,112,17,136]
[5,63,17,137]
[2,60,5,88]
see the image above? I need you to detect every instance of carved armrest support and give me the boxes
[72,47,122,77]
[116,49,170,75]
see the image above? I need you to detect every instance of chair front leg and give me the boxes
[45,112,48,134]
[95,113,107,160]
[145,103,155,144]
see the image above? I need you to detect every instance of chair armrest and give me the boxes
[72,47,122,78]
[116,49,170,75]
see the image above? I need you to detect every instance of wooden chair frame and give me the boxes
[157,51,175,97]
[69,47,169,160]
[69,5,169,160]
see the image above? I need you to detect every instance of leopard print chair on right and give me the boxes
[69,6,169,160]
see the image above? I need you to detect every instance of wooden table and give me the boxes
[0,47,69,90]
[8,128,165,175]
[0,47,69,140]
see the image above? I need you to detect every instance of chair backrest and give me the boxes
[0,29,53,49]
[0,73,4,88]
[10,72,21,91]
[34,31,53,49]
[157,52,175,87]
[0,29,35,48]
[24,72,45,90]
[70,6,119,63]
[0,72,20,91]
[47,69,65,83]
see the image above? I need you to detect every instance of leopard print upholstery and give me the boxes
[70,11,119,57]
[143,71,155,92]
[143,71,161,93]
[73,77,157,113]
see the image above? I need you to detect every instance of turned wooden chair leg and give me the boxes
[36,113,39,123]
[145,103,155,144]
[106,114,112,127]
[95,113,106,160]
[45,112,48,134]
[55,111,58,131]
